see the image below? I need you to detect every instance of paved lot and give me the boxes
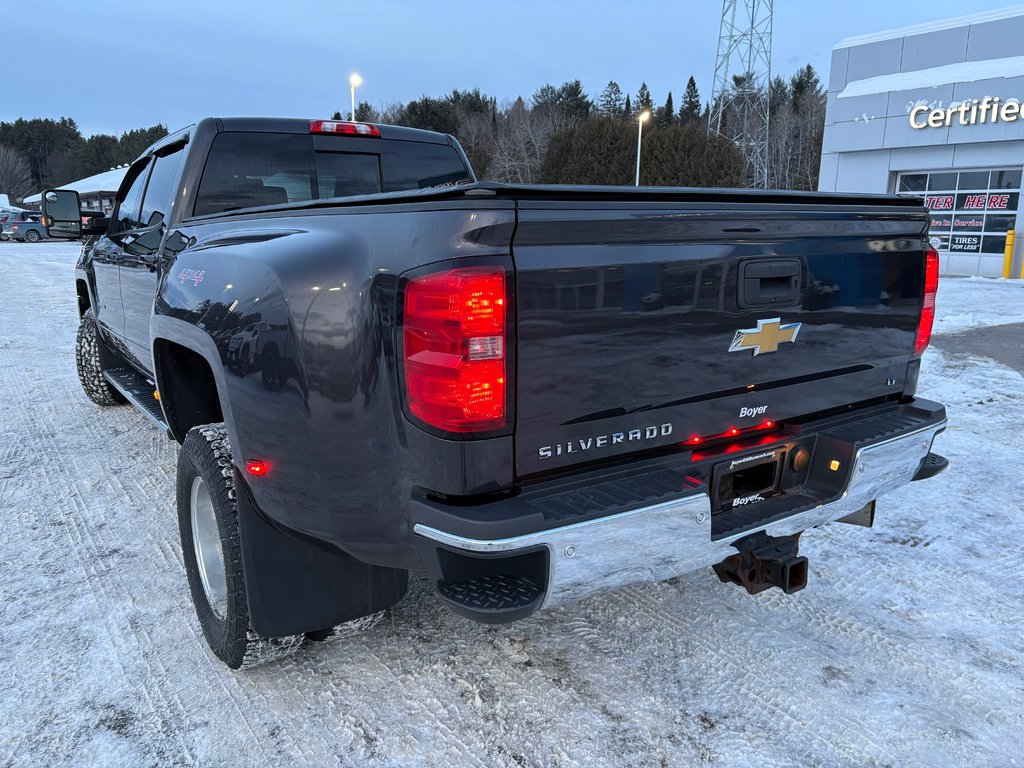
[933,321,1024,374]
[1,243,1023,767]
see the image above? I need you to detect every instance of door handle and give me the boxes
[739,259,802,308]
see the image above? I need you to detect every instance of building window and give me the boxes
[898,168,1020,257]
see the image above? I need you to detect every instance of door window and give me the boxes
[140,147,184,228]
[114,161,152,232]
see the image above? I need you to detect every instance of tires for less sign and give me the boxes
[949,234,982,253]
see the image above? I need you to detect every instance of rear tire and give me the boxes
[25,229,41,243]
[177,423,304,669]
[76,309,127,406]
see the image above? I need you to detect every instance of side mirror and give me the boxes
[42,189,82,239]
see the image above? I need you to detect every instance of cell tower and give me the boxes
[709,0,773,188]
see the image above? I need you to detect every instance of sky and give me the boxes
[4,0,1020,137]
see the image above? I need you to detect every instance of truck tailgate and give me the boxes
[512,199,930,477]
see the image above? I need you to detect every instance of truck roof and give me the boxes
[140,116,455,164]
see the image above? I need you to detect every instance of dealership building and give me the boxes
[819,6,1024,277]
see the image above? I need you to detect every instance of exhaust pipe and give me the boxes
[713,533,808,595]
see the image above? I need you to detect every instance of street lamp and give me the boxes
[635,111,650,186]
[349,73,363,121]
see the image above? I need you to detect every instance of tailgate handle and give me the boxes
[739,259,801,308]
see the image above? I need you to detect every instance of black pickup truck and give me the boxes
[43,117,948,669]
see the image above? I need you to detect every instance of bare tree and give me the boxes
[487,98,580,183]
[455,110,497,178]
[376,101,407,125]
[0,144,34,202]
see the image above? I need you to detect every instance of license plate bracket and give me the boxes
[712,448,784,514]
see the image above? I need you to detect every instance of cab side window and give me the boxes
[114,161,152,232]
[139,148,184,228]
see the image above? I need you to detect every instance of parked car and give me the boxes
[42,117,947,670]
[7,211,46,242]
[1,210,31,241]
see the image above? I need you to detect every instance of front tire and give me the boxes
[176,424,303,669]
[76,309,127,406]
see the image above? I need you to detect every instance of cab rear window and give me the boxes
[193,132,469,216]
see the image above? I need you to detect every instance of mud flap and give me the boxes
[235,476,407,637]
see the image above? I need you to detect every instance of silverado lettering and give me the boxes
[538,423,673,459]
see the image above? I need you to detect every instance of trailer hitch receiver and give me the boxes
[713,533,808,595]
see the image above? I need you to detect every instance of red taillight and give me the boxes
[914,246,940,356]
[309,119,381,137]
[403,266,507,433]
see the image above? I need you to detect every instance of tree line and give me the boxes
[333,65,825,190]
[0,65,825,203]
[0,118,167,201]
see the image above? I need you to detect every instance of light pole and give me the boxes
[635,111,650,186]
[349,73,363,121]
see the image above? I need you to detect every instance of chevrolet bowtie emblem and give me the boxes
[728,318,802,356]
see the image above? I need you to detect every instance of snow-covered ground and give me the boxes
[1,242,1022,767]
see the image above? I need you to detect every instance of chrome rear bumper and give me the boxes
[414,419,946,609]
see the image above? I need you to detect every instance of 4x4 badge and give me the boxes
[729,318,801,356]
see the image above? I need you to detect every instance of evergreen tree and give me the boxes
[540,117,744,187]
[623,94,632,118]
[0,117,82,189]
[116,125,168,164]
[75,134,120,176]
[531,81,591,122]
[657,92,675,127]
[635,83,654,116]
[556,80,592,122]
[448,88,492,115]
[597,81,625,118]
[679,76,702,123]
[400,96,459,134]
[331,111,342,120]
[354,101,376,122]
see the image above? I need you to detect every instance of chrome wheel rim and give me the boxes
[190,476,228,620]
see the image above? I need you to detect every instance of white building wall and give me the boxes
[820,7,1024,277]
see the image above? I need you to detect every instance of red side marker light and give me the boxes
[763,420,774,429]
[687,435,703,445]
[727,427,740,437]
[245,460,269,476]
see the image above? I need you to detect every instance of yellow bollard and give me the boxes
[1002,229,1016,279]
